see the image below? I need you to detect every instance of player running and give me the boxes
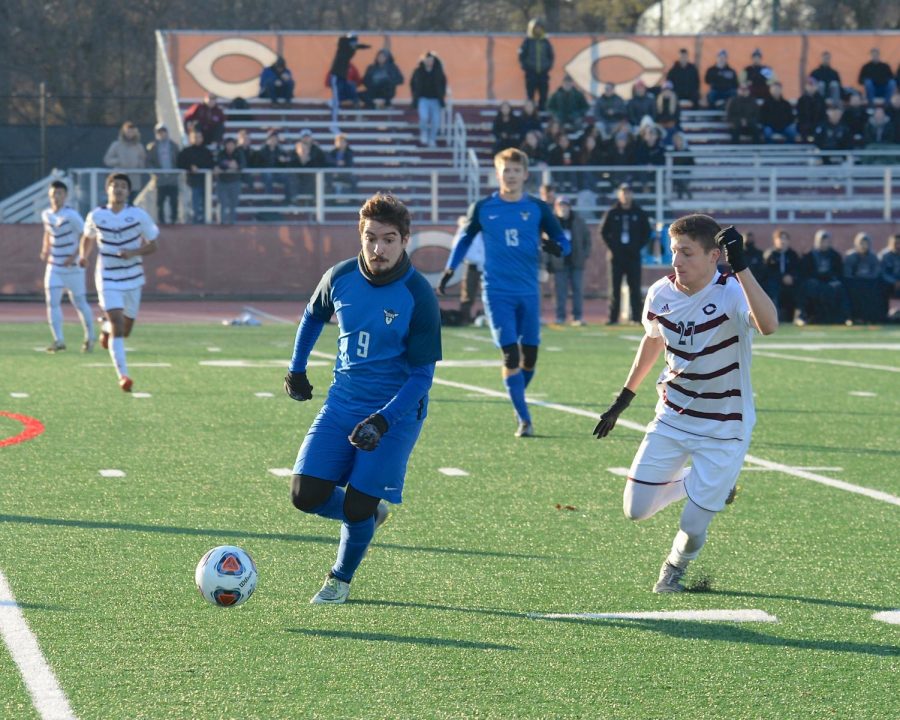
[284,193,441,605]
[438,148,570,437]
[79,173,159,392]
[40,180,94,353]
[593,215,778,592]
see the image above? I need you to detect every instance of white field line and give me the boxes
[431,377,900,507]
[872,610,900,625]
[755,343,900,351]
[242,305,296,324]
[532,609,778,623]
[0,570,77,719]
[753,351,900,373]
[82,362,171,368]
[439,468,470,476]
[268,468,293,477]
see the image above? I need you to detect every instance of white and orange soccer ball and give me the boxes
[195,545,257,607]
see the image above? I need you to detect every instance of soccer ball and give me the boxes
[195,545,257,607]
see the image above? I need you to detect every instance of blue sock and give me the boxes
[521,368,535,388]
[504,372,531,424]
[331,516,376,582]
[310,486,347,522]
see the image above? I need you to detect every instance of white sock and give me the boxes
[110,336,128,378]
[667,500,716,568]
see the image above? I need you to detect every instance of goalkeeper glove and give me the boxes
[284,370,313,401]
[715,226,748,273]
[349,413,389,452]
[592,388,636,439]
[541,237,563,257]
[438,269,454,295]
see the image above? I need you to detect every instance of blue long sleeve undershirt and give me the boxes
[289,308,326,372]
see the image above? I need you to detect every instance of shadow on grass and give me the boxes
[286,627,517,651]
[351,597,534,620]
[751,441,900,458]
[0,513,550,561]
[701,588,895,613]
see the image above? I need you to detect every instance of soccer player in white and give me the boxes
[79,173,159,392]
[41,181,94,352]
[593,215,778,593]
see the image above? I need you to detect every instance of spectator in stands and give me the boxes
[858,48,897,106]
[760,81,798,143]
[326,133,356,195]
[879,234,900,319]
[726,83,761,144]
[491,101,523,154]
[842,91,869,147]
[796,77,827,143]
[235,129,254,191]
[763,229,801,322]
[655,81,681,138]
[606,131,635,188]
[814,102,853,162]
[183,94,226,146]
[288,129,328,204]
[863,106,895,149]
[361,49,404,109]
[599,183,651,324]
[103,121,146,203]
[176,128,214,224]
[844,232,885,323]
[633,124,665,193]
[519,99,544,136]
[669,132,694,199]
[329,34,371,110]
[742,231,766,281]
[626,81,656,129]
[541,118,564,152]
[547,75,588,131]
[705,50,739,108]
[518,18,554,111]
[549,195,591,326]
[546,132,578,192]
[259,56,295,105]
[796,229,850,325]
[811,51,843,104]
[214,137,244,225]
[742,48,776,101]
[577,134,606,191]
[593,82,627,136]
[410,51,447,148]
[666,48,700,108]
[887,91,900,142]
[519,129,546,168]
[256,128,292,200]
[146,124,179,224]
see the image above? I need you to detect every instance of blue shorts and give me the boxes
[293,402,424,504]
[482,292,541,348]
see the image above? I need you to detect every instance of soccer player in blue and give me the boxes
[284,193,442,604]
[439,148,570,437]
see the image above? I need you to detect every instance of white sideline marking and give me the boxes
[754,351,900,373]
[268,468,293,477]
[848,391,877,397]
[452,330,495,345]
[439,467,469,477]
[132,393,152,399]
[10,393,29,398]
[0,570,77,719]
[199,359,329,368]
[99,469,125,478]
[609,466,844,477]
[872,610,900,625]
[254,392,274,398]
[462,346,479,352]
[242,305,295,324]
[756,343,900,351]
[533,609,778,623]
[438,359,500,368]
[82,362,170,368]
[545,346,563,352]
[607,467,630,477]
[206,347,221,352]
[433,378,900,507]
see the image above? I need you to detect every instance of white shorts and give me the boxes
[44,265,86,295]
[628,419,751,512]
[99,285,142,319]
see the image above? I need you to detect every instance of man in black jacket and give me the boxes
[176,128,214,223]
[666,48,700,108]
[518,18,554,111]
[600,183,652,324]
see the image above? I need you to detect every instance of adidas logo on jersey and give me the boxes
[384,309,399,325]
[659,303,670,313]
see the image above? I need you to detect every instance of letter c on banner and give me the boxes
[407,230,460,289]
[565,39,664,99]
[184,38,279,99]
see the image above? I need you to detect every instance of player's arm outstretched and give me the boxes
[439,202,482,294]
[593,333,664,439]
[715,226,778,335]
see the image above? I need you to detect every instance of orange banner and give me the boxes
[167,31,900,103]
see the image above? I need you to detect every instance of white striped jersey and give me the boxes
[84,205,159,291]
[643,272,756,441]
[41,207,84,268]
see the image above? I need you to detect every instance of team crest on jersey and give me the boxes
[384,309,399,325]
[520,211,530,221]
[702,303,717,315]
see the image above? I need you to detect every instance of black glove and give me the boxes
[349,413,389,451]
[438,268,454,295]
[715,226,748,273]
[284,370,313,401]
[592,388,636,439]
[541,237,563,257]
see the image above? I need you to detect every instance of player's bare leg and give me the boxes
[106,308,134,391]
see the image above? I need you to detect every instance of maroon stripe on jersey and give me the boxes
[674,361,740,380]
[667,381,741,400]
[666,334,739,361]
[655,315,679,332]
[663,392,742,422]
[694,314,729,334]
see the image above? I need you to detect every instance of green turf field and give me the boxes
[1,319,898,720]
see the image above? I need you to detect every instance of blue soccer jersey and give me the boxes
[447,192,569,296]
[303,257,442,419]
